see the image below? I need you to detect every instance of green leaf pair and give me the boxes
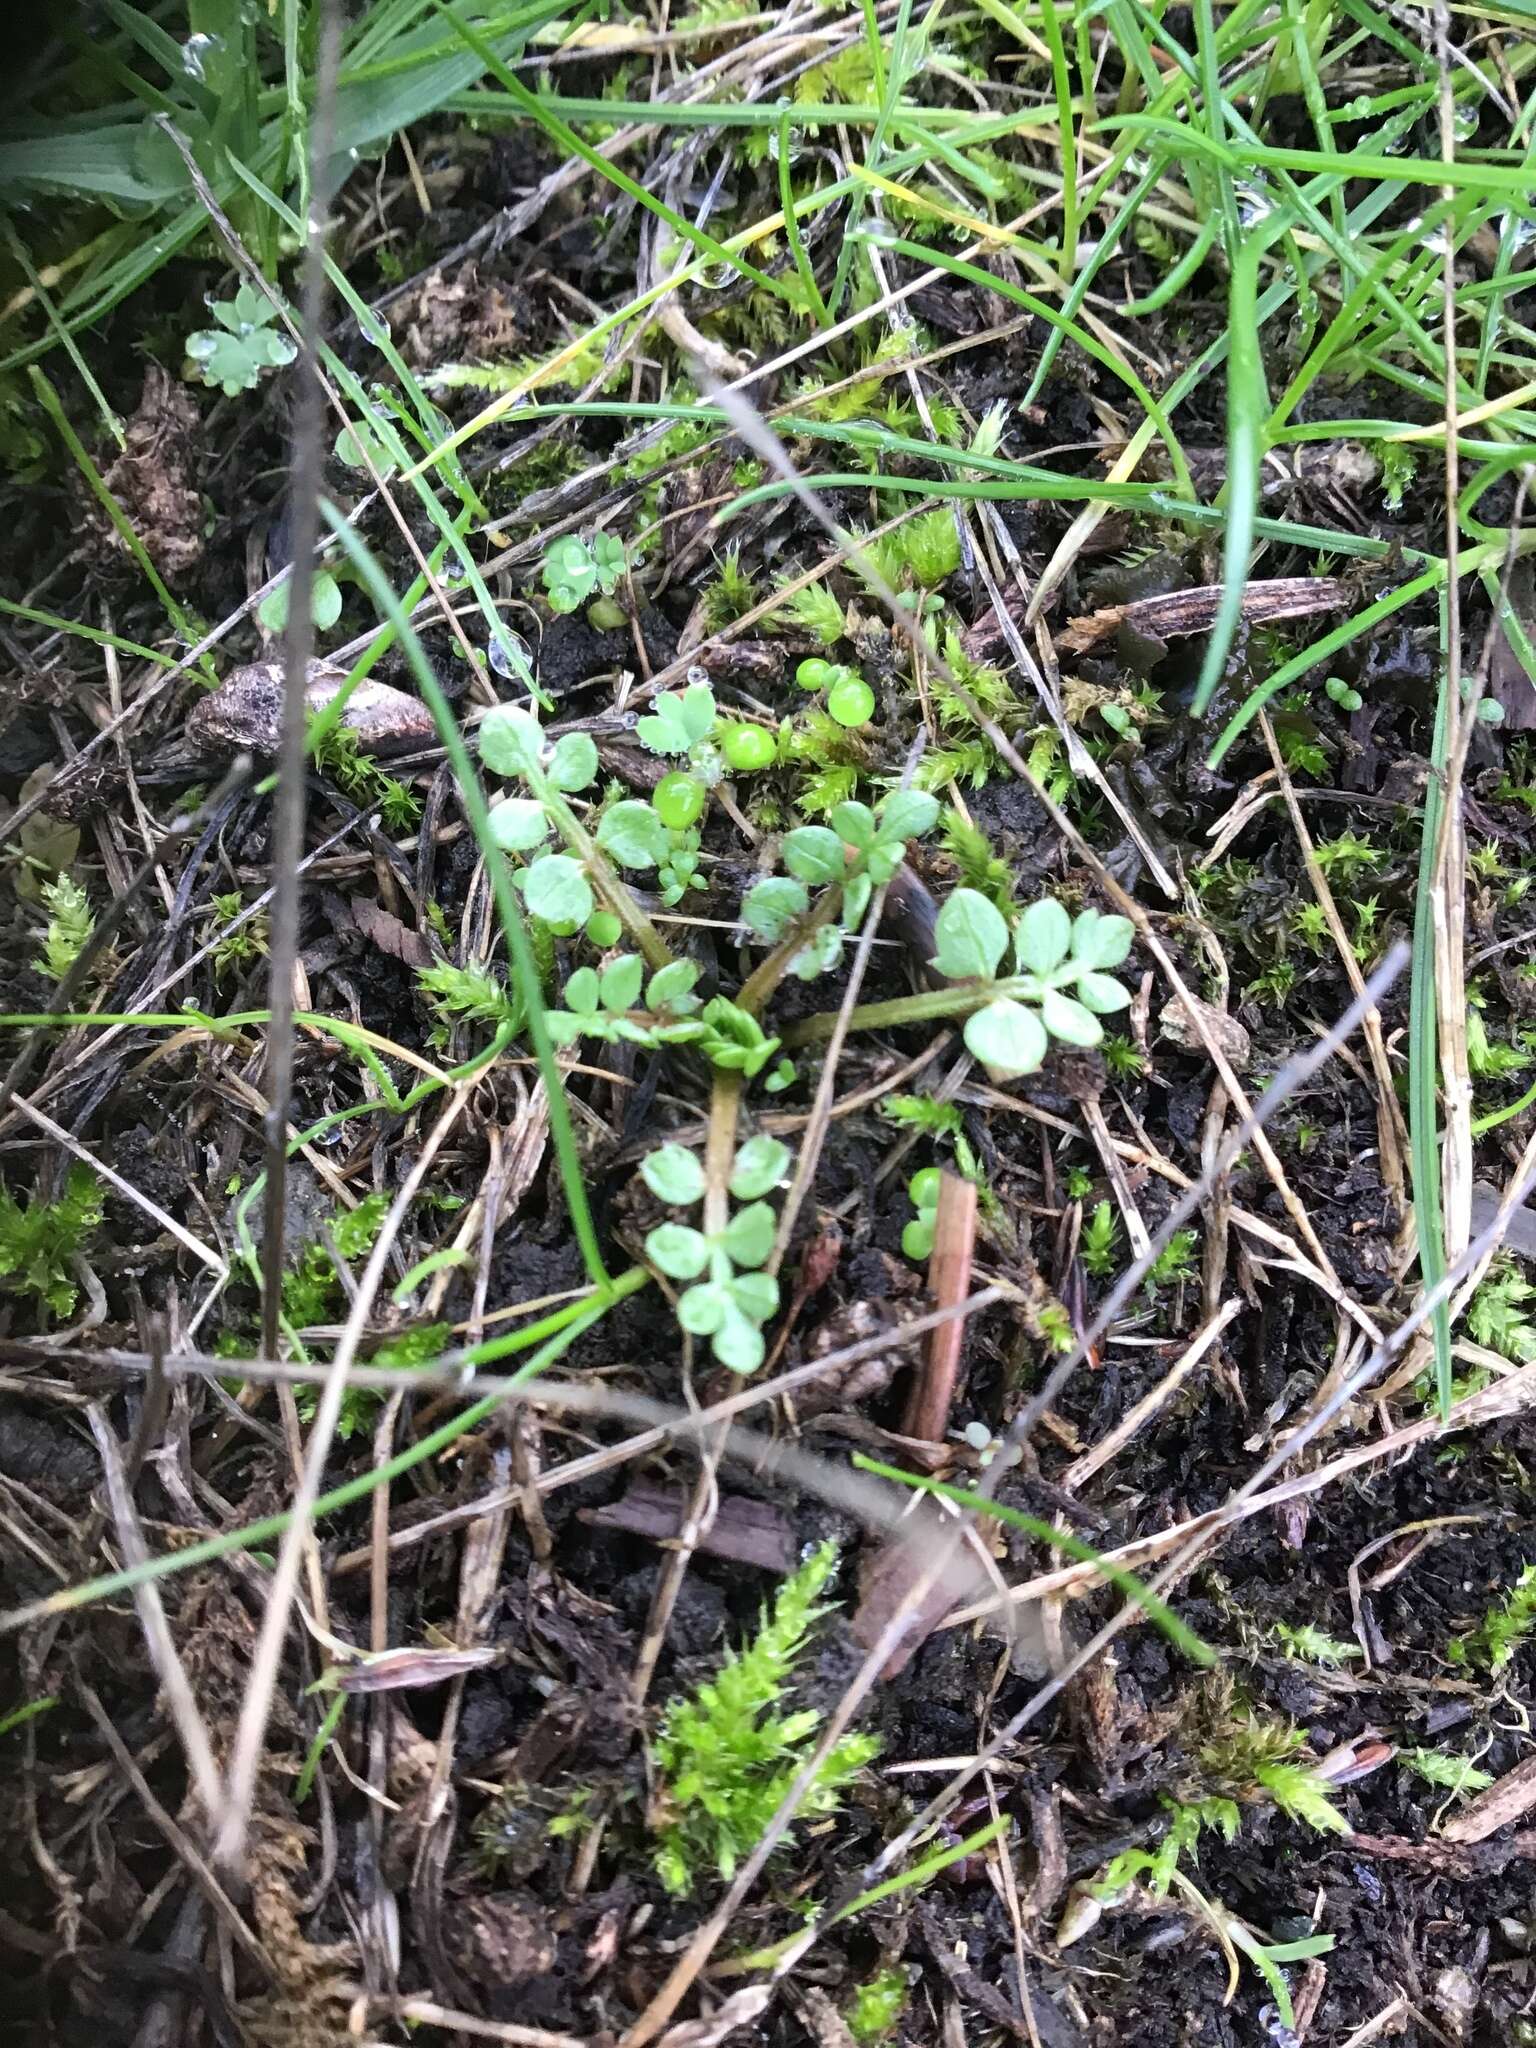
[902,1167,941,1261]
[931,890,1135,1080]
[482,709,598,794]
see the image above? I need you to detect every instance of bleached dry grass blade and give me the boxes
[213,1083,474,1868]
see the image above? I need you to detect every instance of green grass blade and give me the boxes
[1410,613,1452,1416]
[319,503,609,1285]
[1191,220,1280,715]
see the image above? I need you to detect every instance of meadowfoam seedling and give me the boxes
[740,789,940,981]
[1324,674,1362,713]
[545,956,704,1048]
[185,282,296,396]
[541,532,625,615]
[257,569,343,637]
[480,705,642,936]
[931,892,1134,1078]
[641,1132,792,1371]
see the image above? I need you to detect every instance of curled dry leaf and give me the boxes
[187,659,436,756]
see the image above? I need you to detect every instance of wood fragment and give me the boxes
[579,1482,795,1573]
[1441,1752,1536,1844]
[902,1171,978,1444]
[1057,577,1349,655]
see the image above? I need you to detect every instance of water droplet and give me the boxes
[1509,212,1536,252]
[1422,222,1451,256]
[694,261,735,291]
[183,31,219,81]
[962,1420,992,1451]
[1347,94,1373,119]
[1236,180,1274,228]
[686,665,712,688]
[1453,103,1479,143]
[768,102,804,164]
[488,627,531,681]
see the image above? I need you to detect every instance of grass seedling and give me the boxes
[650,1542,878,1895]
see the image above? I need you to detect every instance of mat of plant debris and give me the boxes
[4,7,1536,2047]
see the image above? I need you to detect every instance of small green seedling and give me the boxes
[258,569,343,636]
[642,1133,791,1371]
[1448,1561,1536,1672]
[654,771,706,830]
[741,790,940,980]
[720,722,777,773]
[542,532,625,615]
[1324,674,1362,713]
[651,1541,879,1893]
[186,282,297,396]
[902,1167,941,1260]
[796,657,875,727]
[1080,1199,1120,1277]
[931,892,1134,1078]
[0,1166,104,1319]
[33,872,93,983]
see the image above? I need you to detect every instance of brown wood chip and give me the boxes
[579,1482,795,1572]
[1441,1752,1536,1844]
[1058,577,1350,655]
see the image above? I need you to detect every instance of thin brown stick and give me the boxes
[257,5,339,1363]
[901,1171,977,1445]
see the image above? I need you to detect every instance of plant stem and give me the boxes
[538,781,673,972]
[737,888,843,1016]
[783,973,1025,1048]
